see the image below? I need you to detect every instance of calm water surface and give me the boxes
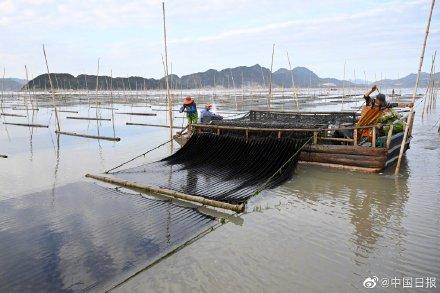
[0,90,438,292]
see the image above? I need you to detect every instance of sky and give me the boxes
[0,0,439,81]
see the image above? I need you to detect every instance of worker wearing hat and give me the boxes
[179,96,198,125]
[200,103,223,123]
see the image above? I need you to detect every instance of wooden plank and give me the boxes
[299,152,386,168]
[85,173,244,213]
[319,137,354,143]
[3,122,49,128]
[192,123,379,133]
[55,131,121,141]
[299,161,382,173]
[66,116,111,121]
[303,144,387,156]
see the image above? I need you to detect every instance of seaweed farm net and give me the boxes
[0,182,215,292]
[211,110,357,129]
[112,133,310,205]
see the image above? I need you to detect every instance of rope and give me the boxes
[105,138,173,174]
[251,136,312,197]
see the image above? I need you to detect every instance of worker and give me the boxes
[200,104,223,123]
[179,96,198,125]
[357,85,413,144]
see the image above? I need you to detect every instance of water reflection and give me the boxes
[272,164,410,265]
[0,182,215,292]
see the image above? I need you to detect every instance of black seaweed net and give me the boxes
[112,133,310,204]
[210,110,357,129]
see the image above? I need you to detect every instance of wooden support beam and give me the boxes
[372,126,377,148]
[386,124,394,148]
[85,173,244,213]
[303,144,387,156]
[55,131,121,141]
[313,132,318,144]
[3,122,49,128]
[66,116,111,121]
[353,128,357,145]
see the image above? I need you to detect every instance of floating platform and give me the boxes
[187,110,411,173]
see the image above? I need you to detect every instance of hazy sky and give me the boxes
[0,0,439,80]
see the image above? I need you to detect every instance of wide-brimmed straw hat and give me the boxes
[183,96,194,105]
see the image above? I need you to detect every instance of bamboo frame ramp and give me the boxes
[85,173,244,212]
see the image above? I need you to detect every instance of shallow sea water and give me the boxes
[1,90,438,292]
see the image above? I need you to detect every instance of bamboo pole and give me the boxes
[162,2,174,151]
[95,58,101,136]
[126,122,183,129]
[42,45,61,132]
[268,43,275,110]
[56,131,121,141]
[0,113,26,117]
[422,51,436,118]
[115,112,157,116]
[1,67,4,112]
[286,51,299,110]
[342,60,346,109]
[66,116,111,121]
[3,122,48,128]
[110,70,116,138]
[85,173,245,212]
[395,0,435,174]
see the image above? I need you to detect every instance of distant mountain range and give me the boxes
[1,78,27,91]
[16,64,439,91]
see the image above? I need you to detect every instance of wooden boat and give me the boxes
[174,110,412,173]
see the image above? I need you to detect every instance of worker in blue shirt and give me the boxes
[200,104,223,123]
